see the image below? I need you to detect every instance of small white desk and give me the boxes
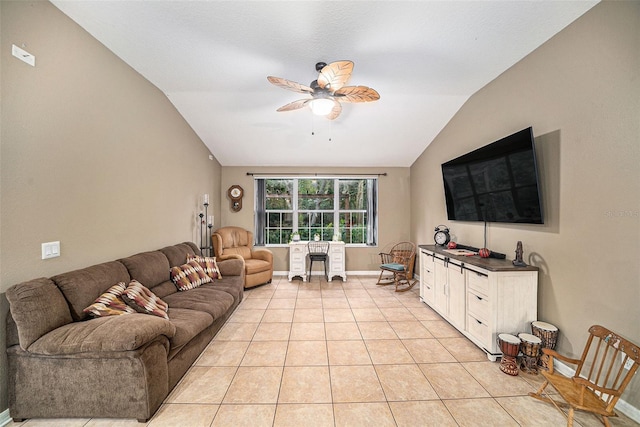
[288,241,346,282]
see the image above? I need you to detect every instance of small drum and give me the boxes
[531,321,559,369]
[497,333,521,376]
[518,333,542,374]
[531,321,559,349]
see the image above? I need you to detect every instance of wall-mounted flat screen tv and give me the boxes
[441,127,544,224]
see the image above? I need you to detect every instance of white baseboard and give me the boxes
[554,359,640,423]
[274,270,380,278]
[0,409,11,427]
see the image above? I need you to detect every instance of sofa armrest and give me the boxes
[251,249,273,264]
[27,314,175,355]
[217,258,245,278]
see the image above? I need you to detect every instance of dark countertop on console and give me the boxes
[419,244,539,273]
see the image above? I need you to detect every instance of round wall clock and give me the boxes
[228,185,244,212]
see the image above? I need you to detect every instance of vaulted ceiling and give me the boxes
[51,1,597,167]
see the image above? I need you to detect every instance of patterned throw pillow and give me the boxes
[170,260,213,291]
[121,280,169,319]
[186,254,222,280]
[83,282,136,317]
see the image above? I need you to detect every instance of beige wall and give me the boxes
[1,0,638,420]
[219,166,411,273]
[0,1,221,412]
[411,1,639,409]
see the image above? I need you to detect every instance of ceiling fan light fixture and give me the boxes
[309,98,334,116]
[268,60,379,120]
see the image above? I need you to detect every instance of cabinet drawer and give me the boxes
[467,270,489,296]
[291,261,305,271]
[291,246,305,254]
[291,253,304,262]
[331,253,344,262]
[421,265,434,283]
[467,289,489,323]
[467,314,490,349]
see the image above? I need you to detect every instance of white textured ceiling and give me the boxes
[51,1,597,167]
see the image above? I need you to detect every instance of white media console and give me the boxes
[419,245,538,360]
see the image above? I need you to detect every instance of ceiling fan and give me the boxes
[267,60,380,120]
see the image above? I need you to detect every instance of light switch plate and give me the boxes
[42,241,60,259]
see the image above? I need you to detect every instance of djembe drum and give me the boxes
[518,333,542,374]
[531,321,559,369]
[497,333,521,376]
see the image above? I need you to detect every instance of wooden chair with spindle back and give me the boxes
[529,324,640,426]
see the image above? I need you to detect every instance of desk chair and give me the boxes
[307,241,329,281]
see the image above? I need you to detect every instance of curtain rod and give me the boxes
[246,172,387,177]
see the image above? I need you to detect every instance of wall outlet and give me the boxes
[624,357,634,370]
[12,44,35,67]
[620,352,634,370]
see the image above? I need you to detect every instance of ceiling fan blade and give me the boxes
[267,76,314,94]
[276,99,310,112]
[326,99,342,120]
[334,86,380,103]
[317,61,353,91]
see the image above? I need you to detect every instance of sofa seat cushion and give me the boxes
[166,308,214,349]
[200,282,243,306]
[162,288,234,320]
[27,314,176,355]
[245,258,272,275]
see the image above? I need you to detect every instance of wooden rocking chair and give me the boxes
[529,325,640,426]
[376,242,417,292]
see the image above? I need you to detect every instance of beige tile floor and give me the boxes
[8,276,639,427]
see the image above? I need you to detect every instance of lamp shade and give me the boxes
[308,98,334,116]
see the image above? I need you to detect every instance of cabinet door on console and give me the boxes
[420,250,435,305]
[434,258,448,317]
[447,263,466,330]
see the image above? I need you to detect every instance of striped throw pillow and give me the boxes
[83,282,136,317]
[121,280,169,319]
[186,254,222,280]
[170,260,213,291]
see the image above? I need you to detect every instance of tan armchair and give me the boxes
[212,226,273,288]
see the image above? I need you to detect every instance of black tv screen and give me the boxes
[441,127,544,224]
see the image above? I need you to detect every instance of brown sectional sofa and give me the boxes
[5,242,244,423]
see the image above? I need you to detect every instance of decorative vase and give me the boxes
[478,248,491,258]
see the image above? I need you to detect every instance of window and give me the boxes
[255,177,378,246]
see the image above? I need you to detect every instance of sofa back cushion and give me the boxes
[6,278,73,350]
[52,261,131,321]
[159,243,199,268]
[119,251,174,297]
